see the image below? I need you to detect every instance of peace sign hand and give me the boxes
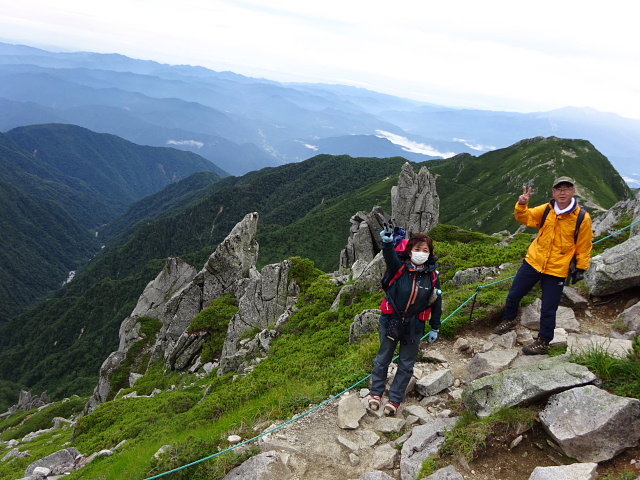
[519,185,533,205]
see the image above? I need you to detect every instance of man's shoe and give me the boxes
[522,336,550,355]
[494,319,517,335]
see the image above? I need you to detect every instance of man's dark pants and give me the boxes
[504,260,566,342]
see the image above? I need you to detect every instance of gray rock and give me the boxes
[466,348,520,382]
[400,417,459,480]
[350,309,381,344]
[391,162,439,236]
[358,471,396,480]
[539,385,640,462]
[521,299,580,333]
[372,442,398,470]
[373,416,406,433]
[337,394,366,429]
[586,234,640,295]
[562,286,588,310]
[528,462,598,480]
[462,355,596,417]
[567,333,633,359]
[615,300,640,337]
[25,447,81,476]
[451,266,500,286]
[415,369,454,397]
[339,207,388,270]
[592,197,639,237]
[222,451,294,479]
[423,464,464,479]
[337,435,360,454]
[403,405,431,424]
[2,448,30,462]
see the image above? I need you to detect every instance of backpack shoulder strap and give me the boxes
[539,200,555,229]
[386,264,406,290]
[574,205,587,242]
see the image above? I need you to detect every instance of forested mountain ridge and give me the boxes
[0,124,225,322]
[430,136,632,234]
[0,134,633,413]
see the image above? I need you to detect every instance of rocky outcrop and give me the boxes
[153,212,260,364]
[391,162,439,237]
[585,234,640,295]
[218,260,299,375]
[120,257,198,352]
[86,212,300,412]
[0,391,51,419]
[339,162,439,271]
[591,197,640,237]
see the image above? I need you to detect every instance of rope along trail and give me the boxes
[143,218,640,479]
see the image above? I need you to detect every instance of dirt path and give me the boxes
[263,286,640,480]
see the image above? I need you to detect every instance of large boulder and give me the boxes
[462,355,596,417]
[613,300,640,338]
[539,385,640,462]
[585,234,640,295]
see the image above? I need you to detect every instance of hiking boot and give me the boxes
[368,394,382,411]
[384,401,401,416]
[494,319,517,335]
[522,336,550,355]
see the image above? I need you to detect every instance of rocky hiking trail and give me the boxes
[244,287,640,480]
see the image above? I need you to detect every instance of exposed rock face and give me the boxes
[585,234,640,295]
[221,262,299,360]
[120,257,198,352]
[339,163,439,271]
[591,197,640,237]
[153,212,260,363]
[614,299,640,339]
[391,162,439,237]
[340,207,388,270]
[86,212,300,412]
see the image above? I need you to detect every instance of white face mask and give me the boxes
[411,251,430,265]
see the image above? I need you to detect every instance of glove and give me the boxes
[571,269,585,284]
[380,224,394,243]
[426,329,439,343]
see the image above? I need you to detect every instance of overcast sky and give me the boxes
[1,0,639,120]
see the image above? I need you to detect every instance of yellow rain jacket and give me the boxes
[515,201,593,278]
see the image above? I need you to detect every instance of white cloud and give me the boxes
[295,140,318,151]
[622,176,640,186]
[453,138,497,152]
[376,130,456,158]
[166,139,204,148]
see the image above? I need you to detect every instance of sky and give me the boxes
[1,0,639,120]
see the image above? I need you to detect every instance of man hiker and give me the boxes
[493,176,593,354]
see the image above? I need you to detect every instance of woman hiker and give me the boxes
[368,227,443,416]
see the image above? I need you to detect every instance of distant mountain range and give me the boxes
[1,42,639,184]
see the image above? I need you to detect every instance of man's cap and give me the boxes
[553,176,575,188]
